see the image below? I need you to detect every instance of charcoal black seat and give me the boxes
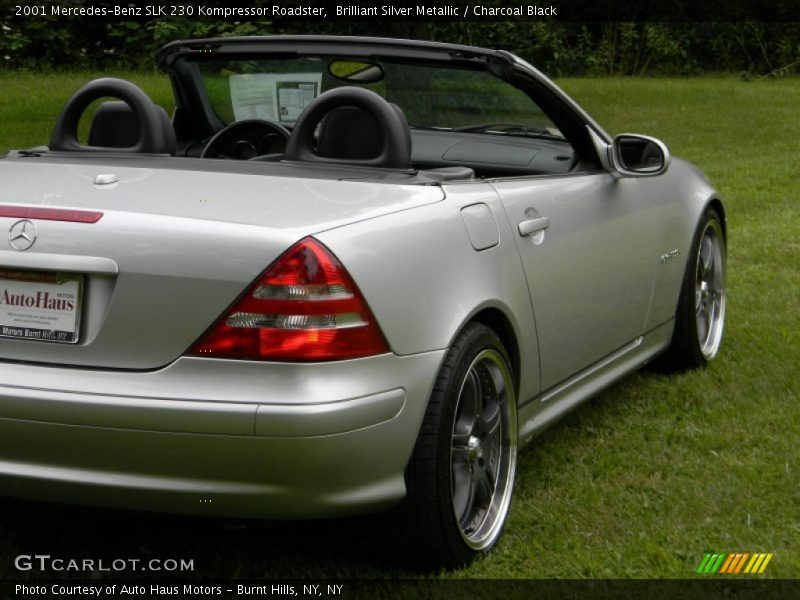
[317,104,411,162]
[284,87,411,169]
[88,101,176,154]
[50,78,176,154]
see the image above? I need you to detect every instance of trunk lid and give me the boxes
[0,160,442,369]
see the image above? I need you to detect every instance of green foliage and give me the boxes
[1,20,799,75]
[0,19,276,69]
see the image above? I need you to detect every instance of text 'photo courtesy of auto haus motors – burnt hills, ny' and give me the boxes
[0,34,726,568]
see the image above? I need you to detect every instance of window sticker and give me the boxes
[230,73,322,122]
[229,74,277,121]
[276,80,320,121]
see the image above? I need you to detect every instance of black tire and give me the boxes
[653,208,726,372]
[396,323,517,569]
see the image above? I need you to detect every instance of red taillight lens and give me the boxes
[187,237,389,361]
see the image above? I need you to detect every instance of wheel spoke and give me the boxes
[696,308,708,343]
[484,423,502,472]
[459,465,493,534]
[482,401,501,436]
[454,371,480,436]
[487,361,507,401]
[476,462,495,493]
[695,291,704,316]
[456,476,478,530]
[706,254,716,282]
[699,238,713,276]
[452,461,473,521]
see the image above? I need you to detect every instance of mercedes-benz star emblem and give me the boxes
[8,219,38,251]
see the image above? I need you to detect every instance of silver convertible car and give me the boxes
[0,36,725,567]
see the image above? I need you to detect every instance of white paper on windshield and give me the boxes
[230,73,322,122]
[275,74,322,121]
[230,74,278,121]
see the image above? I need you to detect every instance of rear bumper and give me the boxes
[0,352,444,518]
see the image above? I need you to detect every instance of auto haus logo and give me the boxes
[0,288,75,312]
[696,552,773,575]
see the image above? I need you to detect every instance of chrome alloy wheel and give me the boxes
[450,349,517,550]
[694,219,726,360]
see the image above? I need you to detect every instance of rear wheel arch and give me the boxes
[397,321,518,568]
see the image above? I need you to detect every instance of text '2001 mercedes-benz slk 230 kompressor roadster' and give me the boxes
[0,36,726,568]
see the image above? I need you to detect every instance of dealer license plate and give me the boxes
[0,269,83,344]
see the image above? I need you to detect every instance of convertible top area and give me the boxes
[155,35,516,68]
[2,35,602,183]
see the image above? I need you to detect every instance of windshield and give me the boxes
[193,58,563,139]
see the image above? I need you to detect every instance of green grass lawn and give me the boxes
[0,73,798,580]
[0,71,173,151]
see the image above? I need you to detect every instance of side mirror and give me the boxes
[610,133,670,177]
[588,127,670,178]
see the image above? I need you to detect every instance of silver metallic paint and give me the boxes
[491,173,656,390]
[0,352,444,516]
[0,162,443,368]
[317,182,543,404]
[0,43,723,519]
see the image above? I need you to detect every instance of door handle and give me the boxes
[518,216,550,237]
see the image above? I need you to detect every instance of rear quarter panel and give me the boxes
[315,182,541,404]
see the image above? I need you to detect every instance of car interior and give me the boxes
[39,54,589,183]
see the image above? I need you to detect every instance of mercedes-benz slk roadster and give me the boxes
[0,36,726,567]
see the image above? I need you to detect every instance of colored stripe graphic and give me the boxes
[719,554,735,573]
[696,554,713,574]
[758,554,773,574]
[721,553,739,574]
[734,553,750,573]
[744,554,758,574]
[697,552,773,575]
[696,553,727,574]
[711,554,726,573]
[744,554,763,574]
[698,554,712,573]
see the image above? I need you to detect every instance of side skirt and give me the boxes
[517,320,674,446]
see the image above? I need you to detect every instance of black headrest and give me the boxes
[317,103,411,161]
[88,101,176,154]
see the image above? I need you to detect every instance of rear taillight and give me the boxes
[187,237,389,361]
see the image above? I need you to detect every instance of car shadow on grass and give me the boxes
[0,497,419,579]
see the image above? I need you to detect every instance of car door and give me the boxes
[491,173,656,391]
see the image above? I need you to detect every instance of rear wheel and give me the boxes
[398,323,517,568]
[655,208,726,371]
